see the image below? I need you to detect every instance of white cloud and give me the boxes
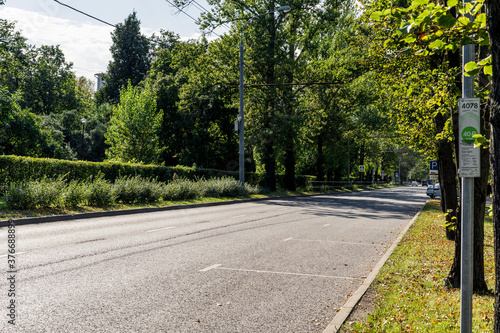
[1,7,113,84]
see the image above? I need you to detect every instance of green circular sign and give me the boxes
[461,126,478,144]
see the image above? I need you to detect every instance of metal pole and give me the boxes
[347,138,350,188]
[460,40,475,333]
[239,38,245,195]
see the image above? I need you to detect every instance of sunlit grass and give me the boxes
[343,200,494,332]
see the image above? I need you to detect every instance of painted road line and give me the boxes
[217,266,361,280]
[234,215,247,218]
[199,264,222,272]
[286,238,385,247]
[324,224,331,227]
[283,237,293,242]
[146,226,175,233]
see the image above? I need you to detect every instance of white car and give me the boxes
[426,183,441,198]
[411,181,418,186]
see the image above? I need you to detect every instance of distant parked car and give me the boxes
[411,181,418,186]
[422,181,428,186]
[426,183,441,198]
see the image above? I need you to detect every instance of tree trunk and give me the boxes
[284,148,296,191]
[434,108,461,288]
[316,134,324,181]
[485,0,500,330]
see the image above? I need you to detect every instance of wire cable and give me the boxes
[163,0,221,37]
[52,0,117,28]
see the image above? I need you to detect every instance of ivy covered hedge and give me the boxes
[0,155,313,189]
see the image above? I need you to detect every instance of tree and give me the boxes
[21,45,79,114]
[368,0,490,291]
[105,83,163,164]
[98,11,150,105]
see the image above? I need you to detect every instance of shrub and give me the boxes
[4,177,66,209]
[114,176,163,204]
[87,176,116,206]
[63,180,90,207]
[162,178,200,201]
[197,177,241,198]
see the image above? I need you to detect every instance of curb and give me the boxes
[322,202,427,333]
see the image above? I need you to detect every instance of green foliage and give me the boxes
[5,177,66,209]
[3,174,263,209]
[114,176,163,204]
[64,180,90,207]
[370,0,490,77]
[98,11,151,104]
[87,175,116,207]
[161,177,200,200]
[105,83,163,164]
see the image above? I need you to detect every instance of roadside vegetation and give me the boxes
[2,176,260,210]
[0,177,391,220]
[341,200,494,332]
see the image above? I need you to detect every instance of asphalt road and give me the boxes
[0,186,428,332]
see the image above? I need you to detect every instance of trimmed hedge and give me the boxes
[0,155,314,191]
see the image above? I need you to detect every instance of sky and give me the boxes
[0,0,225,88]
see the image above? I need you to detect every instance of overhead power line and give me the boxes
[53,0,117,28]
[162,0,222,37]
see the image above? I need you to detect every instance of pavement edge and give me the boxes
[322,202,426,333]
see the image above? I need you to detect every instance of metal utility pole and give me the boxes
[459,2,479,331]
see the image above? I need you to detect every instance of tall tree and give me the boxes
[105,83,163,164]
[98,11,150,105]
[21,45,78,114]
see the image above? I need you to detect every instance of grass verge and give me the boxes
[341,200,494,332]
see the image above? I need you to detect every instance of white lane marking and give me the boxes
[283,237,293,242]
[0,252,26,258]
[199,264,222,272]
[324,224,331,227]
[217,266,360,280]
[234,215,246,218]
[146,226,175,233]
[285,238,383,247]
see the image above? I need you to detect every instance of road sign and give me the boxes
[458,98,480,177]
[359,165,365,172]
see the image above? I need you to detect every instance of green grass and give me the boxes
[342,200,494,332]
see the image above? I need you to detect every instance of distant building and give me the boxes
[94,73,106,91]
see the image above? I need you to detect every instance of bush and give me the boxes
[114,176,163,204]
[63,180,89,207]
[162,178,200,201]
[5,177,65,209]
[87,176,116,206]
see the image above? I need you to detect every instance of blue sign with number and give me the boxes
[430,160,438,171]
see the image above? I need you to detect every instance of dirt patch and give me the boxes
[337,287,378,332]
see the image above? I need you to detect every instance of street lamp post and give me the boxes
[238,5,291,195]
[81,117,87,159]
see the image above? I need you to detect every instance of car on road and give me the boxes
[426,183,441,198]
[422,180,428,186]
[411,181,418,186]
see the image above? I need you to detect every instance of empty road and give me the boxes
[0,186,428,332]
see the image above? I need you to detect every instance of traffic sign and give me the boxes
[458,98,480,177]
[359,165,365,172]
